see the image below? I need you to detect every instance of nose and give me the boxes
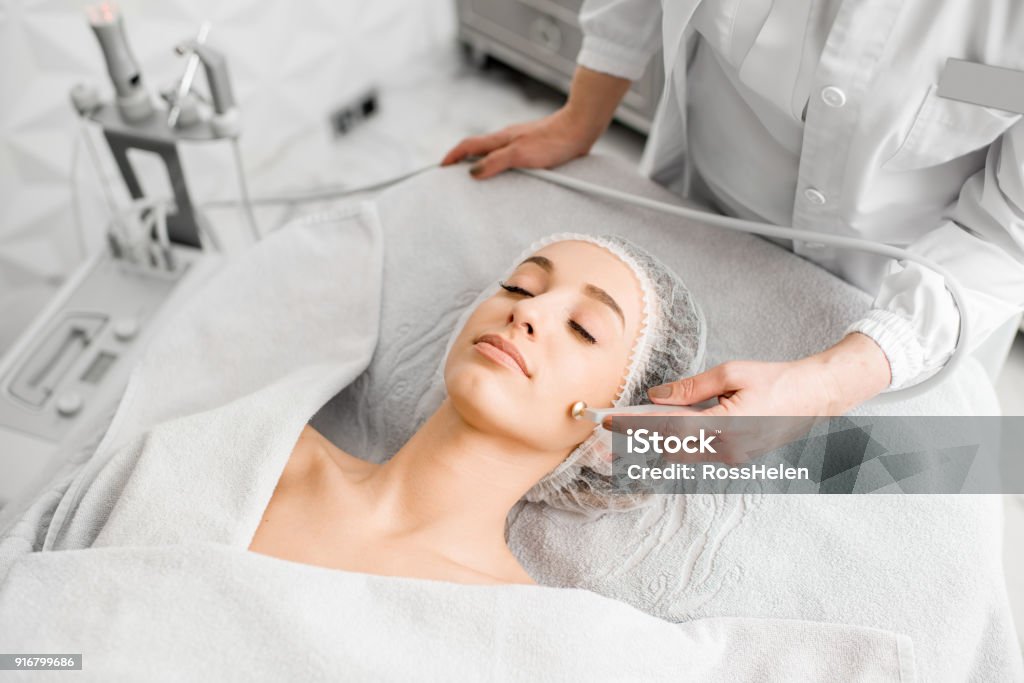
[508,307,534,336]
[507,294,551,337]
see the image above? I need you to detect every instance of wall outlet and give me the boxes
[329,89,378,136]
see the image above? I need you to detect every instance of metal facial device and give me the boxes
[87,2,153,123]
[570,400,695,423]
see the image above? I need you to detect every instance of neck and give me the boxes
[363,400,565,558]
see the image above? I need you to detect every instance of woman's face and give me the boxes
[444,240,644,454]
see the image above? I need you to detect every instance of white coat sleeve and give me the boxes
[577,0,663,80]
[846,119,1024,390]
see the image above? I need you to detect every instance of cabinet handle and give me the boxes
[528,15,563,53]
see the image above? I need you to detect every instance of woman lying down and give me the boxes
[0,231,916,681]
[250,234,704,585]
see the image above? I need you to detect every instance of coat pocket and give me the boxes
[882,83,1021,172]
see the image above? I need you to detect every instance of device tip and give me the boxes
[570,401,587,420]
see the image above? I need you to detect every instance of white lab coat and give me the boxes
[578,0,1024,390]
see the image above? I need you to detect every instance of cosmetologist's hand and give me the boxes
[648,333,891,417]
[441,66,632,179]
[440,107,598,179]
[605,333,892,464]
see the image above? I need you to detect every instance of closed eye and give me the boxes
[501,281,598,345]
[569,320,597,344]
[499,281,533,297]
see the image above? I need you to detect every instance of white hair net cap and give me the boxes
[413,232,707,514]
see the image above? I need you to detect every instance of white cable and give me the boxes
[152,202,172,270]
[78,120,121,217]
[229,137,261,242]
[515,167,968,405]
[195,215,224,253]
[127,198,155,266]
[72,120,124,259]
[154,201,170,251]
[69,131,88,260]
[199,163,438,209]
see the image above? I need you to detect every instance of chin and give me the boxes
[444,350,580,451]
[449,375,583,458]
[444,361,523,434]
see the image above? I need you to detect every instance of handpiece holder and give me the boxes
[76,7,241,250]
[176,41,240,137]
[85,106,215,249]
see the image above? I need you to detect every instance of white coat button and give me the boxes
[56,393,84,417]
[821,86,847,108]
[804,188,827,205]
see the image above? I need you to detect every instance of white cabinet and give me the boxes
[456,0,663,133]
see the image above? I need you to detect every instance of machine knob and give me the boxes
[70,83,102,116]
[114,318,140,341]
[56,393,84,418]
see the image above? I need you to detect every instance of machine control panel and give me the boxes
[0,248,202,443]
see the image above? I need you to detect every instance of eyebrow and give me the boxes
[521,255,553,272]
[519,256,625,329]
[584,284,625,329]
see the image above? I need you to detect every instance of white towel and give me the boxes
[0,544,916,682]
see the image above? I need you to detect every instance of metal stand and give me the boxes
[86,95,229,250]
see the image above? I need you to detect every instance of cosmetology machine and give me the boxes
[0,5,247,509]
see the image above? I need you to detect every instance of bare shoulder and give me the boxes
[279,425,365,490]
[294,424,375,480]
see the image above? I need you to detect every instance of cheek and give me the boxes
[532,342,632,444]
[548,343,631,408]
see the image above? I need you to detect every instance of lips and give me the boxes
[474,333,531,377]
